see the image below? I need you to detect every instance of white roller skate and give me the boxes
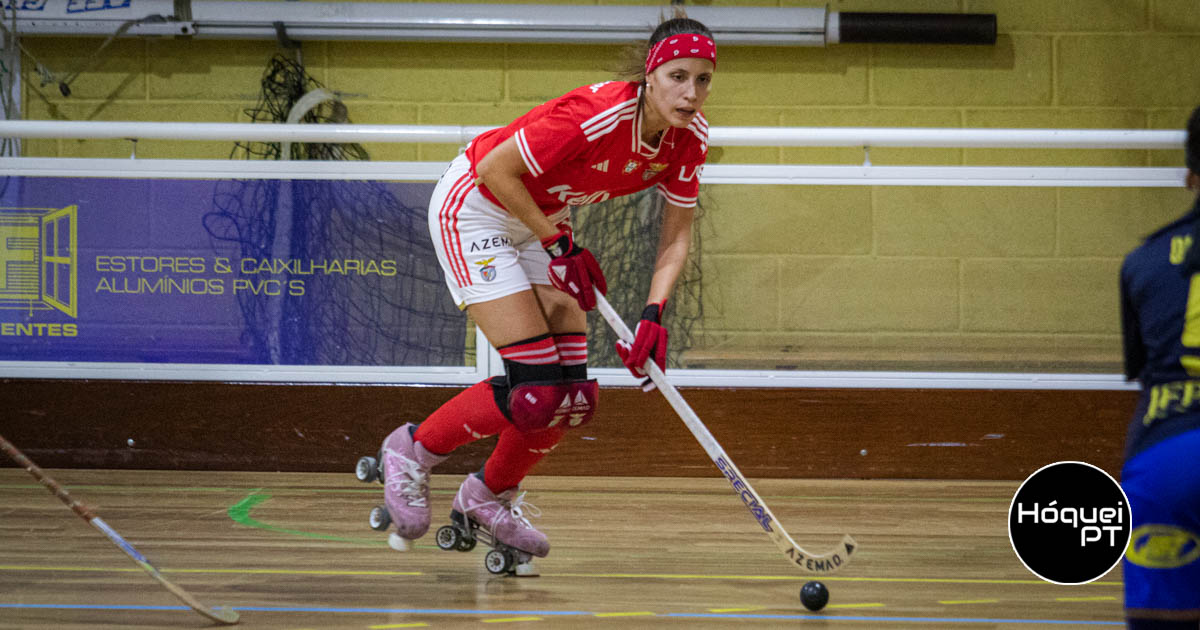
[434,474,548,576]
[354,423,447,551]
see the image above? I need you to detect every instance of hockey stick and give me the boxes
[594,292,857,574]
[0,434,240,624]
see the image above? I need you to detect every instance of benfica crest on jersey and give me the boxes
[644,162,669,181]
[474,257,497,282]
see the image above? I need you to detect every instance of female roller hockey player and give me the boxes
[372,14,715,572]
[1119,104,1200,629]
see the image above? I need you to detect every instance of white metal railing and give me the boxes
[0,120,1184,149]
[0,121,1179,390]
[2,157,1183,189]
[3,121,1184,188]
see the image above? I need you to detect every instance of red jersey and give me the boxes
[465,81,708,215]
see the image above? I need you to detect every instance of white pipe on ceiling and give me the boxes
[14,1,829,45]
[12,1,995,46]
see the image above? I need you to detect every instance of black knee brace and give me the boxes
[490,358,564,421]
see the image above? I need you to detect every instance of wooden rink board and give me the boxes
[0,380,1138,480]
[0,470,1125,629]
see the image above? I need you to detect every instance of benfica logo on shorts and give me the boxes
[474,257,497,282]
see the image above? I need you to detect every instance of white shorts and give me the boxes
[428,153,571,308]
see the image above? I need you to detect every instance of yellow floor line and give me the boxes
[169,568,424,576]
[547,572,1118,586]
[0,564,1120,587]
[940,599,1000,605]
[708,607,765,613]
[0,565,143,573]
[0,565,421,576]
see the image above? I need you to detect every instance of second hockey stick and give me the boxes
[594,291,857,574]
[0,433,241,625]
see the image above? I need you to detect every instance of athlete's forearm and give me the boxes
[475,137,559,240]
[486,175,560,241]
[646,203,695,305]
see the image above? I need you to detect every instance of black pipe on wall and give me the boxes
[839,12,997,45]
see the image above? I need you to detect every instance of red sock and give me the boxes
[498,335,559,365]
[412,380,510,455]
[553,333,587,366]
[483,425,566,493]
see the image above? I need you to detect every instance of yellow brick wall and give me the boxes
[697,0,1200,372]
[20,1,1200,372]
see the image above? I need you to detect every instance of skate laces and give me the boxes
[505,491,542,530]
[466,490,542,532]
[384,448,429,507]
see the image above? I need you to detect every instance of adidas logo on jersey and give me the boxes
[590,160,609,173]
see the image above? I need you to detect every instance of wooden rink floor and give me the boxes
[0,470,1125,629]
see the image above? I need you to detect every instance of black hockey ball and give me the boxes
[800,580,829,611]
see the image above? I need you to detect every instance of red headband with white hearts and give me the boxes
[645,33,717,76]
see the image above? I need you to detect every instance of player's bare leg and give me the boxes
[530,284,587,339]
[432,287,585,575]
[466,289,558,347]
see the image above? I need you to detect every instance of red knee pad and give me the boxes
[508,379,599,433]
[559,378,598,429]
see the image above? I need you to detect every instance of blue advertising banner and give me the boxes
[0,175,467,366]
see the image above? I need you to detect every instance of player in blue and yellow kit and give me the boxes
[1119,105,1200,630]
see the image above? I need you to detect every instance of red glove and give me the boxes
[542,230,607,312]
[616,301,668,390]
